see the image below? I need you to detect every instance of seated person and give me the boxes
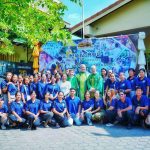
[116,90,133,129]
[81,91,94,126]
[9,92,26,128]
[25,91,41,130]
[40,92,54,127]
[66,88,82,126]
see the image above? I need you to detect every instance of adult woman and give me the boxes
[52,91,69,128]
[25,91,41,130]
[9,92,26,128]
[103,89,117,126]
[40,92,54,127]
[91,91,105,122]
[81,91,94,126]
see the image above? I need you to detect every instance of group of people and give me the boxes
[0,64,150,130]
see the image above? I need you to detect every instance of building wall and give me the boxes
[91,0,150,36]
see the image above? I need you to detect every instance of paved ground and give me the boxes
[0,124,150,150]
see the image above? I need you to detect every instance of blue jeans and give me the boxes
[53,114,68,127]
[84,112,92,125]
[70,114,82,126]
[9,114,26,124]
[104,110,117,123]
[40,112,53,122]
[27,114,40,127]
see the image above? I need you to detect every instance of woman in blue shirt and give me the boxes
[52,91,69,128]
[25,91,41,130]
[103,89,117,126]
[9,91,26,128]
[40,92,54,128]
[81,91,94,126]
[91,91,105,122]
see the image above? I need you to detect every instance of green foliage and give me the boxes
[0,0,81,54]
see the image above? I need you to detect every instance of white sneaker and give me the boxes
[106,123,114,127]
[1,125,6,130]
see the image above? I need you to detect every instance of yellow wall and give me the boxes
[92,0,150,36]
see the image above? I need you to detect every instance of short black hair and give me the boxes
[139,68,145,73]
[136,86,143,91]
[70,88,76,91]
[128,68,135,72]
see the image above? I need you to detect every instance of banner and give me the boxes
[39,34,138,75]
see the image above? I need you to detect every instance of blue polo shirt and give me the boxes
[107,80,119,90]
[66,96,81,115]
[93,98,104,110]
[53,99,66,113]
[30,82,38,96]
[82,99,94,110]
[37,81,47,100]
[11,101,24,117]
[135,77,150,95]
[45,83,60,97]
[40,100,53,111]
[118,79,131,91]
[117,97,132,110]
[132,95,149,109]
[8,83,18,95]
[127,76,136,91]
[107,98,117,110]
[20,84,31,101]
[0,103,8,113]
[25,99,40,115]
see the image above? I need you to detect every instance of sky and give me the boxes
[61,0,117,27]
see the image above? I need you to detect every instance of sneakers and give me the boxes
[106,123,114,127]
[1,125,6,130]
[44,122,49,128]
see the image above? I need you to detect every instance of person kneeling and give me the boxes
[40,92,54,128]
[25,91,41,130]
[9,92,26,128]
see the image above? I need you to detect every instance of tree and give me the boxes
[0,0,81,54]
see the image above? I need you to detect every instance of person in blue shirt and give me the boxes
[66,88,82,126]
[135,68,150,97]
[81,91,94,126]
[116,90,134,129]
[20,76,31,103]
[40,92,54,128]
[106,73,119,94]
[0,99,8,130]
[45,75,60,101]
[118,72,131,97]
[103,89,117,126]
[101,68,108,92]
[0,72,12,105]
[7,74,19,104]
[37,74,47,100]
[52,91,69,128]
[9,91,26,128]
[91,90,105,122]
[127,68,136,98]
[132,87,149,127]
[25,91,41,130]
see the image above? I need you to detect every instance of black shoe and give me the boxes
[31,125,37,130]
[127,124,132,130]
[141,120,146,129]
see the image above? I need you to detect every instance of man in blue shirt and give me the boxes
[132,87,149,127]
[66,88,82,126]
[40,92,54,127]
[0,99,8,130]
[116,90,133,129]
[118,72,131,97]
[25,91,41,130]
[9,92,26,128]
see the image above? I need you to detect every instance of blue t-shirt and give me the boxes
[40,100,53,111]
[82,99,94,110]
[107,98,117,110]
[127,76,136,91]
[8,83,18,95]
[66,96,81,115]
[0,103,8,113]
[30,82,38,96]
[135,77,150,95]
[11,101,24,117]
[53,99,66,113]
[107,80,119,90]
[93,98,104,110]
[45,83,60,97]
[132,95,149,109]
[37,81,47,100]
[25,99,40,115]
[20,84,31,101]
[117,97,132,110]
